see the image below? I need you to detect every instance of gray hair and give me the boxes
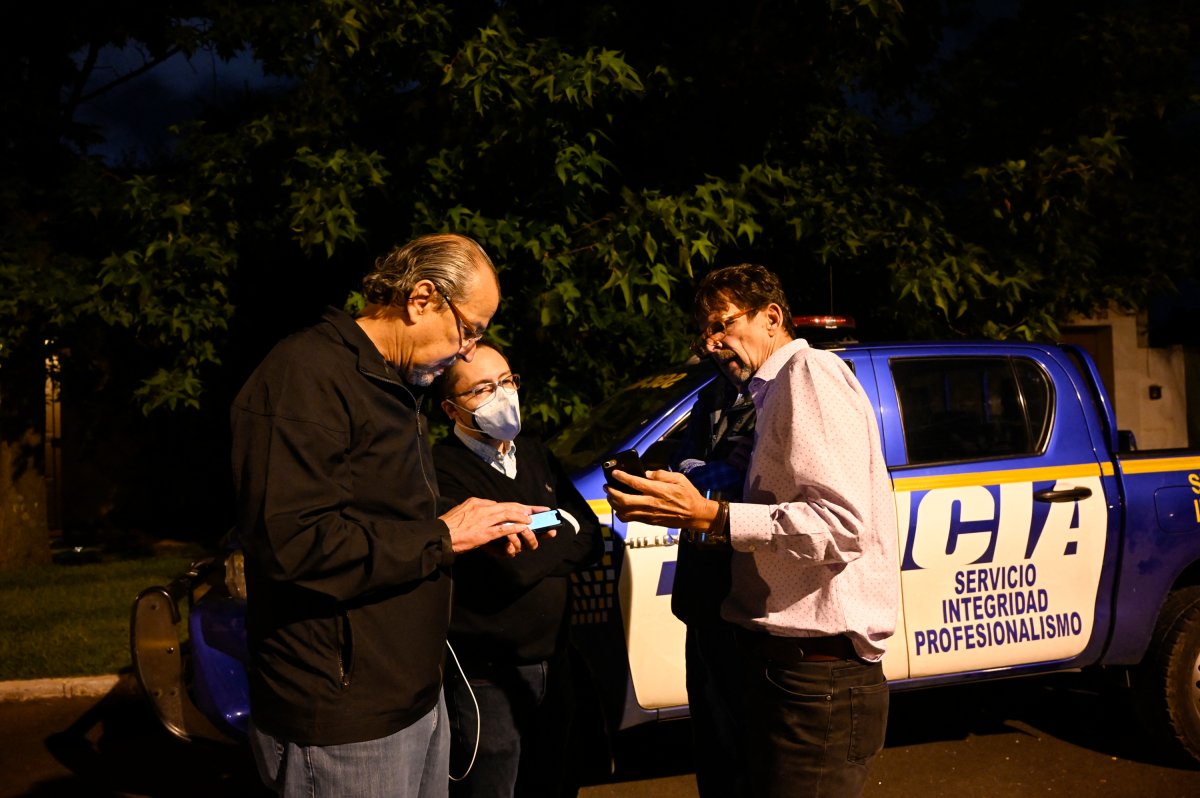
[362,233,498,306]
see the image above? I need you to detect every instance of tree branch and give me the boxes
[63,42,101,123]
[76,45,184,106]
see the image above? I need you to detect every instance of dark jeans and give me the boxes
[444,655,574,798]
[685,616,749,798]
[741,649,889,798]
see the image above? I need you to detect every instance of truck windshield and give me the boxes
[548,362,716,473]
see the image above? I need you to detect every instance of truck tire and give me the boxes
[1133,586,1200,765]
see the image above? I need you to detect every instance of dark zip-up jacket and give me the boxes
[231,307,455,746]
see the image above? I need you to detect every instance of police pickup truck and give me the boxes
[552,339,1200,764]
[131,339,1200,765]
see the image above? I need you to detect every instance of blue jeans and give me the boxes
[443,657,574,798]
[741,649,888,798]
[248,696,450,798]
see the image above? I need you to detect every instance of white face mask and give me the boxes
[463,388,521,441]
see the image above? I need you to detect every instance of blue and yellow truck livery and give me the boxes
[552,340,1200,763]
[131,340,1200,764]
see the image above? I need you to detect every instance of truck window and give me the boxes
[548,362,717,473]
[892,356,1053,464]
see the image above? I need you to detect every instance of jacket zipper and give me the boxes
[337,611,353,689]
[413,394,440,509]
[367,367,439,515]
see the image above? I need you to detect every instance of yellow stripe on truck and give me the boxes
[1118,456,1200,474]
[892,463,1105,493]
[587,498,611,515]
[591,463,1128,505]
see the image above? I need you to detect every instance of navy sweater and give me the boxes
[433,433,602,666]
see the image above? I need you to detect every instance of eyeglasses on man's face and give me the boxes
[434,285,485,349]
[689,307,755,356]
[450,374,520,408]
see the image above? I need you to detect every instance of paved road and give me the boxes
[2,671,1198,797]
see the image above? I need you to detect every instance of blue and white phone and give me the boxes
[528,509,563,532]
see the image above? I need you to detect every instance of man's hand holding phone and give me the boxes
[602,449,647,494]
[440,498,552,556]
[603,449,717,532]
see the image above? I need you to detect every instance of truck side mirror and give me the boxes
[1118,429,1137,451]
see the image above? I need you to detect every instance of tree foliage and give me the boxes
[1,0,1197,547]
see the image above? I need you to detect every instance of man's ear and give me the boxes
[408,280,438,315]
[765,303,784,329]
[440,397,458,421]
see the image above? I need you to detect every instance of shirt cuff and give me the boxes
[729,502,773,552]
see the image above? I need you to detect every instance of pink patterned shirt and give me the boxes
[724,338,899,661]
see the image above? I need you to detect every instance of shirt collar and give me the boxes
[453,426,518,478]
[748,338,809,402]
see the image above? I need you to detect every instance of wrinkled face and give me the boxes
[405,267,499,386]
[697,299,782,385]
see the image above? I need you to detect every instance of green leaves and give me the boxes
[554,133,615,190]
[5,0,1197,431]
[437,17,645,116]
[284,146,389,257]
[88,175,236,411]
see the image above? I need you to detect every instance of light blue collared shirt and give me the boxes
[453,426,518,479]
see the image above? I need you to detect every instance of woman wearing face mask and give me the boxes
[432,344,604,798]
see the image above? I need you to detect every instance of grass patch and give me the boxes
[0,551,206,681]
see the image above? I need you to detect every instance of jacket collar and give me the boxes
[321,306,410,388]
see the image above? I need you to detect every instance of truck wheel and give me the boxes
[1133,586,1200,765]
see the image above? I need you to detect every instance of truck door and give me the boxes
[875,347,1110,681]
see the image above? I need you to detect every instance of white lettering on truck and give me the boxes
[896,475,1106,677]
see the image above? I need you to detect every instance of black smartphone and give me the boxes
[528,509,563,532]
[602,449,646,493]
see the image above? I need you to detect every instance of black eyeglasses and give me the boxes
[434,285,485,348]
[450,374,520,407]
[690,307,755,356]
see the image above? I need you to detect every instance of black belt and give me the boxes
[736,629,859,663]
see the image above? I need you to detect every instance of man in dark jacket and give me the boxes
[231,234,547,798]
[433,344,602,797]
[669,368,755,798]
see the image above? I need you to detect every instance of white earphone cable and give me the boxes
[446,640,481,782]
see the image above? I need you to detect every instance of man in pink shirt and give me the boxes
[606,263,898,798]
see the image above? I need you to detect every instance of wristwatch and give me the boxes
[681,500,730,547]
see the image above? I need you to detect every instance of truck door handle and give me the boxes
[1033,487,1093,503]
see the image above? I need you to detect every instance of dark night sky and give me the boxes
[74,45,290,165]
[74,1,1025,165]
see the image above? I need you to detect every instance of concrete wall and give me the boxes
[1065,308,1189,450]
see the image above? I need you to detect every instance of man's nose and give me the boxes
[456,338,479,362]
